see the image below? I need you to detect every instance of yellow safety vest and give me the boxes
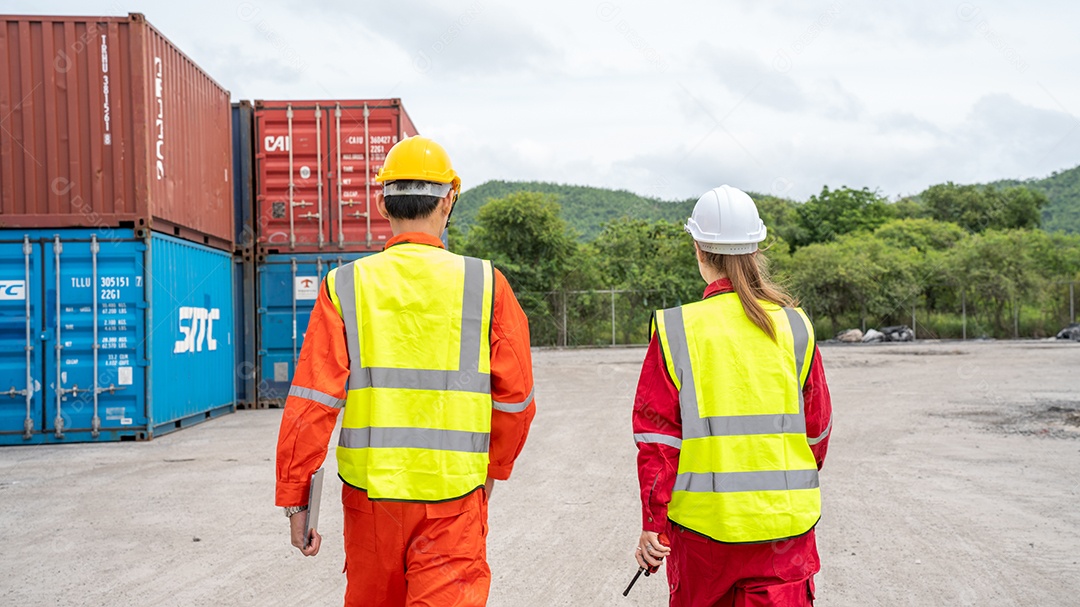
[654,292,820,543]
[327,242,495,502]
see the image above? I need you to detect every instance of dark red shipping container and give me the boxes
[253,99,418,253]
[0,13,233,250]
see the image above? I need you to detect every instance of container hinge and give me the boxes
[23,417,33,440]
[22,240,32,255]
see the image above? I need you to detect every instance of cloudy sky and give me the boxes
[16,0,1080,201]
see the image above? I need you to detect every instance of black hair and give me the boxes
[383,180,442,220]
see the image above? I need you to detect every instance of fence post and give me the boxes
[961,290,966,341]
[1071,282,1076,324]
[1013,297,1020,339]
[911,302,916,340]
[610,289,616,346]
[561,291,568,348]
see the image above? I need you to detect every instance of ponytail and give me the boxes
[700,250,796,341]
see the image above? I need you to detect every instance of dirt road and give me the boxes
[1,341,1078,606]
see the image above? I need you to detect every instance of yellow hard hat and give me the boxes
[375,136,461,193]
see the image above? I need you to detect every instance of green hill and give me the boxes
[455,180,797,241]
[990,165,1080,233]
[455,180,695,240]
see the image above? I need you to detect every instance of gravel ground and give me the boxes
[1,340,1078,606]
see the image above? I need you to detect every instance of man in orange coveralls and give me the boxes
[275,136,536,607]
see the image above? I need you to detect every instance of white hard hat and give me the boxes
[684,185,767,255]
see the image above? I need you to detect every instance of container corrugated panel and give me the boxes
[233,101,256,249]
[0,14,234,251]
[253,99,419,254]
[232,101,257,407]
[0,228,235,444]
[256,252,370,406]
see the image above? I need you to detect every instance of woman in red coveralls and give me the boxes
[632,185,833,606]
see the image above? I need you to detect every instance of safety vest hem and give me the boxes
[338,474,486,504]
[667,516,820,546]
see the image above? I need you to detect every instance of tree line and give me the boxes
[452,182,1080,344]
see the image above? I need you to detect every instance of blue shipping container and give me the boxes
[0,229,235,444]
[256,252,370,406]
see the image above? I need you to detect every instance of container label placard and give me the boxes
[0,280,26,300]
[294,276,318,300]
[274,362,290,382]
[118,366,133,386]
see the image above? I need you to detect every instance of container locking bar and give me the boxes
[363,103,372,249]
[287,104,296,249]
[23,236,33,439]
[291,258,299,365]
[53,236,64,439]
[316,104,324,249]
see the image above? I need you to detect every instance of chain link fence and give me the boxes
[520,282,1079,347]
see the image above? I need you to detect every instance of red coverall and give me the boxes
[276,232,536,607]
[634,278,833,607]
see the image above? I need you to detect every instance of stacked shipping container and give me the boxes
[0,11,428,436]
[239,99,418,406]
[0,14,236,443]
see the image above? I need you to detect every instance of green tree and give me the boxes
[946,230,1048,334]
[873,218,967,253]
[463,192,580,293]
[782,233,918,332]
[793,186,894,249]
[921,182,1046,232]
[592,218,700,297]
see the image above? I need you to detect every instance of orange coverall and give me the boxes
[275,232,536,607]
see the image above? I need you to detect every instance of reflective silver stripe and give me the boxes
[783,307,810,386]
[683,413,806,440]
[349,367,491,394]
[634,433,682,449]
[339,426,490,453]
[807,416,832,446]
[662,307,699,422]
[334,263,363,380]
[493,387,534,413]
[674,469,820,493]
[459,257,486,374]
[289,385,345,409]
[784,307,810,414]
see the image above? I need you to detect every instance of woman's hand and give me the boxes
[635,530,671,569]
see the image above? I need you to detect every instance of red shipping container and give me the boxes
[253,99,418,253]
[0,13,233,251]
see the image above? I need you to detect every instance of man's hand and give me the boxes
[484,476,495,499]
[290,511,322,556]
[635,530,670,569]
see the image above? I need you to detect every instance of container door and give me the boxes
[0,238,42,438]
[328,103,401,251]
[255,103,330,251]
[256,253,368,405]
[42,235,146,438]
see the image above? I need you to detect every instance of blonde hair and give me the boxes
[700,250,796,341]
